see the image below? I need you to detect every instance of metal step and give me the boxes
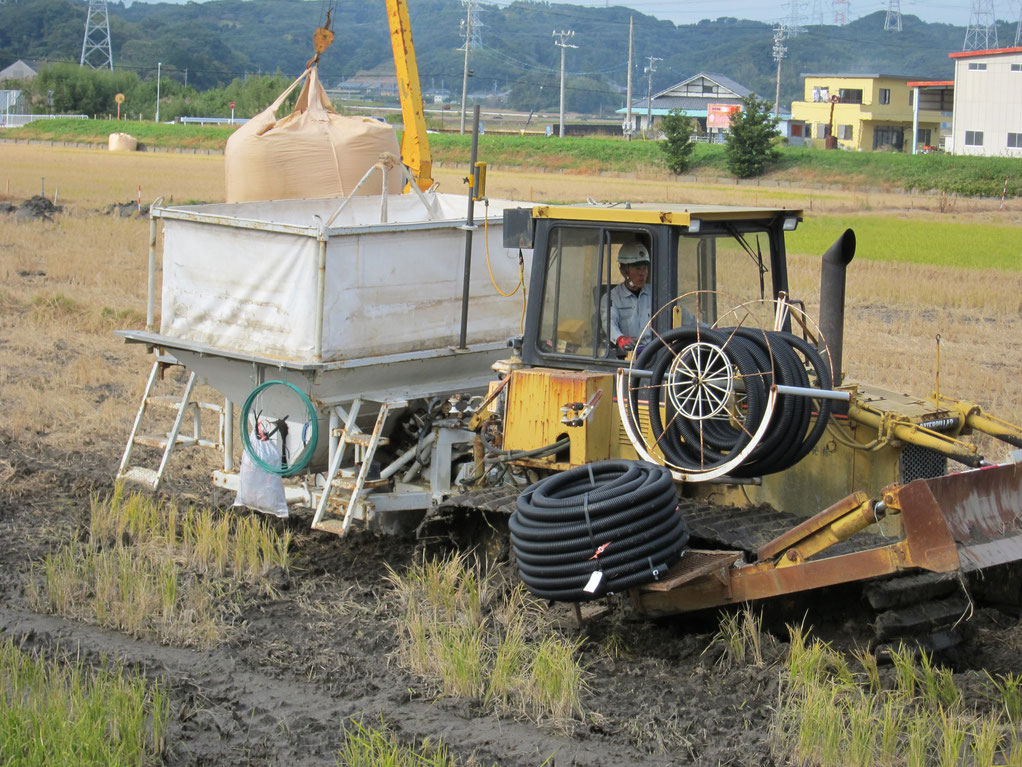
[334,429,390,448]
[118,466,159,489]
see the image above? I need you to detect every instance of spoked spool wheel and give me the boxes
[617,292,835,482]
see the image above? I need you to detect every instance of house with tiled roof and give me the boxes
[618,72,751,138]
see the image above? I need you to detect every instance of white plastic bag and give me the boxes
[233,436,289,518]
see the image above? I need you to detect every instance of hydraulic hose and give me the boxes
[510,460,689,602]
[240,380,319,477]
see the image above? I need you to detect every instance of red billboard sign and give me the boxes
[707,103,742,129]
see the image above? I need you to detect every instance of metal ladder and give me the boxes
[117,354,230,491]
[311,398,405,535]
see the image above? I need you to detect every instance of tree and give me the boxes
[724,93,780,179]
[659,109,694,174]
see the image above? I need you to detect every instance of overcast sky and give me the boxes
[129,0,1016,28]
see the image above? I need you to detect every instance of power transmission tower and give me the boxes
[773,25,787,117]
[81,0,114,70]
[458,0,482,134]
[553,29,577,138]
[963,0,998,50]
[809,0,826,25]
[832,0,850,25]
[884,0,902,31]
[643,56,661,138]
[785,0,806,36]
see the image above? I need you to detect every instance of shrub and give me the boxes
[659,109,695,174]
[725,93,781,178]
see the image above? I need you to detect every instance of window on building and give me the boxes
[1012,64,1022,72]
[879,88,891,105]
[916,128,932,146]
[965,131,984,146]
[1008,133,1022,148]
[838,88,863,104]
[838,125,853,140]
[968,62,988,71]
[703,84,715,94]
[815,122,830,139]
[909,90,914,106]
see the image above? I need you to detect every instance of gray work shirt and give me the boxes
[610,281,652,344]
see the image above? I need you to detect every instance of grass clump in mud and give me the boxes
[773,627,1022,766]
[26,485,291,648]
[0,637,168,766]
[387,554,588,728]
[338,717,455,767]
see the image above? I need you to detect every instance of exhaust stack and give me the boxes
[818,229,856,386]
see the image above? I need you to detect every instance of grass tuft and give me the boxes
[27,487,291,648]
[337,716,455,767]
[0,638,168,766]
[388,554,588,727]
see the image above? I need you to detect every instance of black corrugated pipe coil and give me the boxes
[510,460,689,602]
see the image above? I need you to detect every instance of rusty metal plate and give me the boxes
[917,462,1022,570]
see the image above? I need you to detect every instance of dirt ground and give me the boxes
[3,143,1022,765]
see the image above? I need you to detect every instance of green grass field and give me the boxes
[6,119,1021,197]
[789,216,1022,271]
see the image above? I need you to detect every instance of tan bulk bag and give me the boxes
[225,67,402,202]
[108,132,138,151]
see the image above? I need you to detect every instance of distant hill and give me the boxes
[0,0,971,110]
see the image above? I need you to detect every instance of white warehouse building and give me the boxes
[949,45,1022,157]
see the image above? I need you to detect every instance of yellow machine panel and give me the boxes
[503,368,614,467]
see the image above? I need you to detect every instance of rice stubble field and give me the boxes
[2,141,1022,765]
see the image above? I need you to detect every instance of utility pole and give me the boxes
[772,25,787,118]
[155,62,161,122]
[80,0,114,70]
[624,16,634,139]
[884,0,902,31]
[964,0,998,50]
[459,0,473,135]
[1016,0,1021,46]
[553,29,576,138]
[643,55,661,138]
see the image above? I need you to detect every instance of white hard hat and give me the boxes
[618,242,650,266]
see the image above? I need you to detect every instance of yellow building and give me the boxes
[790,73,944,152]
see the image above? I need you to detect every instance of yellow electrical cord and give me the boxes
[483,199,528,333]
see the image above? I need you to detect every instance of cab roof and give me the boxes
[532,203,803,227]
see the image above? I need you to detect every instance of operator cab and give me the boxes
[511,204,802,370]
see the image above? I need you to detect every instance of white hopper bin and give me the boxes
[120,190,531,410]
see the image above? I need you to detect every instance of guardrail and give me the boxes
[178,116,248,126]
[0,114,89,128]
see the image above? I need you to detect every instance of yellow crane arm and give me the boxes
[385,0,433,192]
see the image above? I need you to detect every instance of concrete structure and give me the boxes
[790,73,943,152]
[0,59,38,82]
[948,46,1022,157]
[618,72,750,138]
[905,80,953,153]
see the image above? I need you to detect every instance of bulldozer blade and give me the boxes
[907,462,1022,572]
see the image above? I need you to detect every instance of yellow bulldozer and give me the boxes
[117,0,1022,650]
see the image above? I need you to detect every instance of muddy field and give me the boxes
[3,143,1022,765]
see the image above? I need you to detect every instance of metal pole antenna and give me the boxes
[459,0,473,134]
[553,29,576,138]
[155,62,161,123]
[644,56,661,138]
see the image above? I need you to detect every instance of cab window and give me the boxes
[675,229,770,326]
[538,226,652,359]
